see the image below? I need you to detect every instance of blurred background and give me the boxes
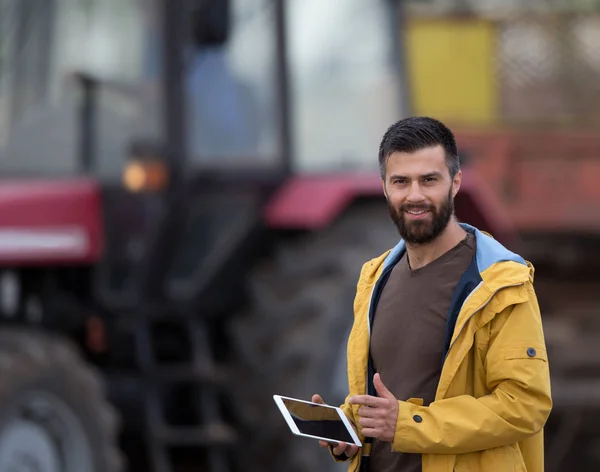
[0,0,598,471]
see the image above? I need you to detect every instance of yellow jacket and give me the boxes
[336,224,552,472]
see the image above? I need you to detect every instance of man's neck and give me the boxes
[405,220,468,270]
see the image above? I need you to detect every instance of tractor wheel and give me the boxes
[229,202,399,472]
[0,328,123,472]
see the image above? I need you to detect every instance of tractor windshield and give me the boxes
[0,0,285,178]
[0,0,403,179]
[184,1,281,167]
[185,0,405,172]
[287,0,405,173]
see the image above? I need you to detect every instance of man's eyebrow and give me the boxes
[422,172,443,179]
[388,174,406,180]
[388,171,443,180]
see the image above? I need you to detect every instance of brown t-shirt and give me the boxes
[368,232,476,472]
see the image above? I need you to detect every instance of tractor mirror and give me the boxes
[190,0,230,46]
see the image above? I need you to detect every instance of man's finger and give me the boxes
[358,417,379,428]
[361,427,379,438]
[312,394,324,404]
[357,406,379,418]
[373,373,396,401]
[346,444,360,457]
[332,441,347,456]
[349,394,385,407]
[319,440,328,448]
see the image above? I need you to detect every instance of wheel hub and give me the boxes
[0,419,60,472]
[0,391,93,472]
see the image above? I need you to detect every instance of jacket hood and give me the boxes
[381,223,532,288]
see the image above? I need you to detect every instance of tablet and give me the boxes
[273,395,362,447]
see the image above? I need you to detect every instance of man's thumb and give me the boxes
[374,373,394,400]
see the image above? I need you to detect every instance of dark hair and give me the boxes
[378,116,459,179]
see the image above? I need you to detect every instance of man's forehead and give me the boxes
[385,146,448,173]
[387,145,445,162]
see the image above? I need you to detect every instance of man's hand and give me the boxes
[349,373,399,443]
[312,394,359,458]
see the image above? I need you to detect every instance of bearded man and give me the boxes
[313,116,552,472]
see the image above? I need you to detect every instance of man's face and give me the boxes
[382,145,461,245]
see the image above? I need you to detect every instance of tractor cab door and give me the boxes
[155,0,407,311]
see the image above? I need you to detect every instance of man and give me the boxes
[312,117,552,472]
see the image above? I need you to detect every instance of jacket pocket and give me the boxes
[497,346,548,391]
[503,347,548,362]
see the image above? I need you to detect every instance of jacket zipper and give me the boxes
[365,264,395,388]
[445,282,524,358]
[357,264,396,472]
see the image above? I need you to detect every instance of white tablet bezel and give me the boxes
[273,394,362,447]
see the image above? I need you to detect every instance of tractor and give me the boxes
[0,0,518,471]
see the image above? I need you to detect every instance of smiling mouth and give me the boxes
[405,209,429,215]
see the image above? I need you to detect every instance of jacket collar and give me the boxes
[380,223,531,289]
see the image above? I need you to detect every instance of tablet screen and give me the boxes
[280,397,354,443]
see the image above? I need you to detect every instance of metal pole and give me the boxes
[390,0,412,117]
[9,0,30,133]
[135,0,189,298]
[274,0,294,177]
[78,75,97,173]
[161,0,187,188]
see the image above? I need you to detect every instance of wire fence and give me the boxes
[406,1,600,126]
[497,12,600,125]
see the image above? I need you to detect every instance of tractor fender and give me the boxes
[263,168,519,247]
[0,178,104,265]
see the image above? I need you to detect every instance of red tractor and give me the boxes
[0,1,517,471]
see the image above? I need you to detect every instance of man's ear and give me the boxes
[381,179,388,200]
[452,170,462,198]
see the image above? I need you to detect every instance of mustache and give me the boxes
[400,204,434,212]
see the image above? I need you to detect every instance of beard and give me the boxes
[387,188,454,245]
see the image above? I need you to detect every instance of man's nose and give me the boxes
[407,182,425,202]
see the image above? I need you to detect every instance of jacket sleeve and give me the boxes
[391,286,552,455]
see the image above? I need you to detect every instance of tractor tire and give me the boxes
[0,328,123,472]
[229,201,399,472]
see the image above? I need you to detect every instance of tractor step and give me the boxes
[133,311,233,472]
